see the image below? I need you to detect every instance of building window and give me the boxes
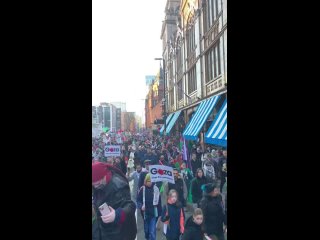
[206,40,221,83]
[152,99,157,107]
[170,90,174,106]
[187,24,196,57]
[169,61,174,81]
[206,0,222,30]
[177,80,183,101]
[188,66,197,94]
[176,47,183,76]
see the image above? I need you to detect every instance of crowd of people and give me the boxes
[92,131,227,240]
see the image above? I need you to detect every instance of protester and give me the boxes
[136,146,146,166]
[180,162,193,193]
[196,146,203,161]
[190,168,207,208]
[163,168,188,209]
[203,160,216,184]
[92,162,137,240]
[144,147,156,165]
[220,150,227,193]
[159,155,168,166]
[137,173,162,240]
[181,208,204,240]
[190,153,202,177]
[127,163,143,203]
[161,189,185,240]
[106,157,114,165]
[138,159,152,190]
[127,156,135,174]
[114,156,127,175]
[200,183,226,240]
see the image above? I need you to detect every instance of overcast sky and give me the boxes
[92,0,167,118]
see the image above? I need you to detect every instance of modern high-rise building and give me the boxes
[110,102,127,112]
[91,103,119,133]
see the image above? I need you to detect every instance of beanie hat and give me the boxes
[201,183,217,194]
[144,159,152,167]
[144,173,151,185]
[92,162,112,183]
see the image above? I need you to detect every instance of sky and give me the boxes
[92,0,168,119]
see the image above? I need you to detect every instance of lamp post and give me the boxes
[154,57,166,136]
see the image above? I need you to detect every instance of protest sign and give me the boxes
[149,165,175,184]
[104,145,121,157]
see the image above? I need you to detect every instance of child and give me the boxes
[137,173,162,240]
[161,189,185,240]
[182,208,204,240]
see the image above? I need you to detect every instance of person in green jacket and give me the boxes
[180,162,193,204]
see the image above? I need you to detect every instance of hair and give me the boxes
[135,162,141,167]
[201,183,218,195]
[168,189,178,198]
[193,208,203,217]
[196,168,204,176]
[167,189,182,207]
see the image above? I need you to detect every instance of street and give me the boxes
[132,180,227,240]
[134,184,192,240]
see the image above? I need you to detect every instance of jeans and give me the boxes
[144,215,157,240]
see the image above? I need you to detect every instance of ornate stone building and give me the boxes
[160,0,227,141]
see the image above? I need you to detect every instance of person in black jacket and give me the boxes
[92,162,137,240]
[200,183,226,240]
[138,160,152,190]
[190,168,207,207]
[190,153,202,177]
[182,208,204,240]
[161,189,185,240]
[114,156,127,175]
[219,150,227,193]
[164,169,188,208]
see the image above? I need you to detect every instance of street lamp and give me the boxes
[154,57,167,136]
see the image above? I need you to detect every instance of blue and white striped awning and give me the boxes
[205,100,227,147]
[165,110,182,134]
[159,113,174,134]
[183,95,220,141]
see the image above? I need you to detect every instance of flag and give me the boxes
[182,137,188,162]
[179,136,183,151]
[102,127,109,133]
[183,137,192,171]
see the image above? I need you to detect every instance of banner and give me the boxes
[149,165,175,184]
[104,145,121,157]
